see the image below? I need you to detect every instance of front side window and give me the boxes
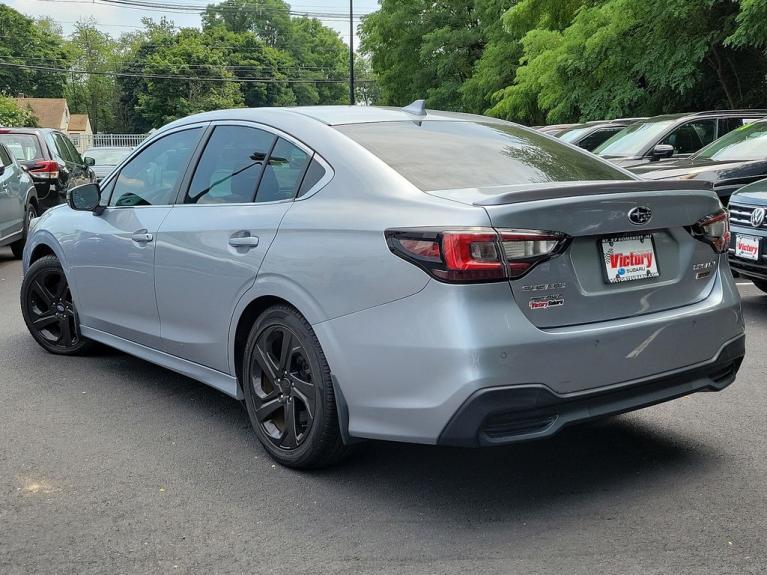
[337,120,629,192]
[110,128,202,207]
[661,120,716,154]
[186,126,275,205]
[256,138,310,203]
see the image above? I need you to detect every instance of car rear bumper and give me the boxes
[315,266,744,445]
[438,335,744,447]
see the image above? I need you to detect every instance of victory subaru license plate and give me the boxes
[735,234,760,261]
[601,235,659,284]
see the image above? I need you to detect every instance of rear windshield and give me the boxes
[335,121,629,191]
[0,133,43,161]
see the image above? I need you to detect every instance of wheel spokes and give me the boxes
[290,375,315,421]
[280,399,299,448]
[255,394,283,422]
[253,341,280,384]
[32,312,59,330]
[31,279,54,307]
[278,330,294,372]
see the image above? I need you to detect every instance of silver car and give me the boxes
[20,105,745,468]
[0,143,37,259]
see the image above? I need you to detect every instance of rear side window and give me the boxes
[256,138,310,203]
[336,121,629,191]
[0,134,43,161]
[110,128,202,207]
[579,127,623,151]
[186,126,275,205]
[297,158,326,197]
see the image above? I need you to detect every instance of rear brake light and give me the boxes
[691,209,730,253]
[385,228,569,283]
[28,160,59,179]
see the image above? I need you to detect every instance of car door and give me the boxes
[0,144,21,240]
[66,126,205,347]
[154,123,312,373]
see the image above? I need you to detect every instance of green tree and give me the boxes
[0,95,37,127]
[0,5,71,98]
[202,0,292,47]
[65,20,121,132]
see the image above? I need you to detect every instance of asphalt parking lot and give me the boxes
[0,246,766,575]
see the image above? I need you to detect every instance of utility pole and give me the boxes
[349,0,355,106]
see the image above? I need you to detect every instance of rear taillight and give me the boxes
[385,227,569,283]
[27,160,59,180]
[691,209,730,253]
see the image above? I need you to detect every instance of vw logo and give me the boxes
[628,206,652,225]
[751,207,765,228]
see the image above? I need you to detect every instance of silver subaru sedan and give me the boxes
[19,104,745,468]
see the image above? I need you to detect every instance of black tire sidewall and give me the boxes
[20,255,91,355]
[242,305,337,468]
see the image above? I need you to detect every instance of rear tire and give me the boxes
[20,255,94,355]
[10,202,36,260]
[242,304,349,469]
[751,279,767,294]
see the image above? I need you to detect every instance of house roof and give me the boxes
[69,114,90,131]
[15,98,68,129]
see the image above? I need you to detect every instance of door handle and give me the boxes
[131,230,153,243]
[228,234,259,249]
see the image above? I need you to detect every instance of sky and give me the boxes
[4,0,379,46]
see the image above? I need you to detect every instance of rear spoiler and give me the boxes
[474,180,715,206]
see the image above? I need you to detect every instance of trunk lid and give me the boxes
[430,181,723,328]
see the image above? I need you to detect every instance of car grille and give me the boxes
[729,203,766,228]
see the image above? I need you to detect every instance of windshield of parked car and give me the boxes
[691,121,767,162]
[594,119,677,157]
[0,133,43,161]
[558,126,593,143]
[336,121,630,191]
[83,148,132,165]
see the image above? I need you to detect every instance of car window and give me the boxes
[0,145,12,167]
[61,135,84,165]
[186,125,275,205]
[0,134,43,161]
[594,119,677,157]
[578,127,623,151]
[337,121,629,191]
[661,120,716,154]
[692,120,767,162]
[53,133,75,163]
[256,138,310,203]
[297,157,326,197]
[84,148,132,165]
[110,128,202,207]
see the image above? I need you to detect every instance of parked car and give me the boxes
[630,119,767,205]
[0,128,95,211]
[82,147,134,183]
[727,179,767,290]
[536,123,582,136]
[0,143,38,258]
[557,118,647,152]
[19,105,744,469]
[593,110,767,168]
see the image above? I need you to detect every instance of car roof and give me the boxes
[161,105,510,133]
[0,127,56,134]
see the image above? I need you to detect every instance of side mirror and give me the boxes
[84,156,96,167]
[650,144,675,161]
[68,183,101,212]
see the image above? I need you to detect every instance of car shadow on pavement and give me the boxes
[36,337,715,519]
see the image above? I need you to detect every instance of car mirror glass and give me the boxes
[84,156,96,167]
[68,183,101,212]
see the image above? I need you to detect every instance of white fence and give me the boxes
[69,133,149,153]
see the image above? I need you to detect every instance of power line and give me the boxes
[0,61,375,83]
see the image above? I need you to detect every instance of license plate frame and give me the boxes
[600,234,660,284]
[735,234,760,261]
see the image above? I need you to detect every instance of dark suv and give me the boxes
[0,128,95,211]
[594,110,767,168]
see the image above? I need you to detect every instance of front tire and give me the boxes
[242,305,348,469]
[20,255,93,355]
[10,202,36,260]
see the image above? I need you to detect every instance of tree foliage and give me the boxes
[0,96,37,127]
[362,0,767,123]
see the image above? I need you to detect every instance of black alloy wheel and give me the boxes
[20,255,93,355]
[242,305,348,468]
